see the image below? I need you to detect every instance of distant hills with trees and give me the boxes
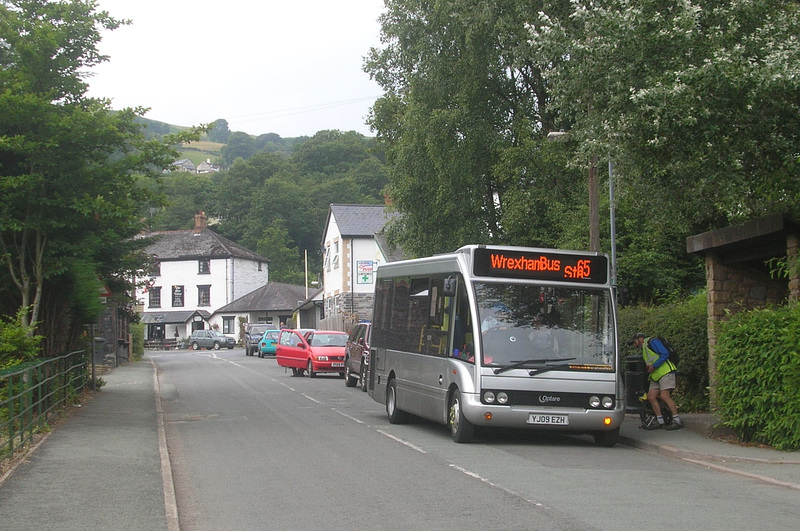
[142,123,389,287]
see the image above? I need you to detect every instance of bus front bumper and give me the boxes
[461,392,625,432]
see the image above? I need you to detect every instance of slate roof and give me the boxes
[140,310,211,324]
[137,228,267,262]
[375,231,406,263]
[215,282,321,313]
[326,204,396,239]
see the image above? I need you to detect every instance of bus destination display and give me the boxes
[473,248,608,283]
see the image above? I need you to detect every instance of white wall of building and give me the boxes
[349,237,385,295]
[232,257,269,300]
[322,219,344,298]
[137,256,268,329]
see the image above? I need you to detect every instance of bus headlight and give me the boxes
[497,392,509,404]
[602,396,614,409]
[483,391,495,403]
[589,396,600,408]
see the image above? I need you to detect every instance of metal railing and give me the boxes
[1,350,88,467]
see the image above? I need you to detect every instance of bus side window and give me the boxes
[452,277,473,362]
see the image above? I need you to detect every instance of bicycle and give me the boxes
[638,391,674,430]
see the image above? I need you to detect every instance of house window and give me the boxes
[198,285,211,306]
[222,316,235,334]
[172,285,184,307]
[148,287,162,308]
[199,259,210,274]
[332,240,340,269]
[324,246,331,271]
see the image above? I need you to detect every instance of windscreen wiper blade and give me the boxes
[493,357,576,374]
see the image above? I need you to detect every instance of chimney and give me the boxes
[194,211,207,233]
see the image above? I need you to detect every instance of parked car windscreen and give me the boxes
[308,332,348,347]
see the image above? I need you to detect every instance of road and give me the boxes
[152,348,799,531]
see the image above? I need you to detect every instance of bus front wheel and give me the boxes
[449,389,475,443]
[386,379,409,424]
[593,427,619,448]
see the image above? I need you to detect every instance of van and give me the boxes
[344,322,371,391]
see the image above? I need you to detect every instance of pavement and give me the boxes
[1,360,799,530]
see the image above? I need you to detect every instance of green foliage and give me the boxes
[366,1,550,257]
[256,219,304,285]
[0,1,202,352]
[131,322,144,361]
[63,258,105,325]
[618,293,709,410]
[716,305,800,450]
[0,308,43,370]
[152,130,387,283]
[366,0,800,302]
[206,119,231,144]
[220,131,257,165]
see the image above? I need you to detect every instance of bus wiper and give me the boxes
[493,357,576,374]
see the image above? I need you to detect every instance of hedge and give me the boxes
[716,304,800,451]
[618,292,709,411]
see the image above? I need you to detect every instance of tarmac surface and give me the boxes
[1,358,799,530]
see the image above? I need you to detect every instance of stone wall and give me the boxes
[705,249,790,405]
[320,292,375,332]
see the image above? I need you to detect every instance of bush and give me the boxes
[0,308,43,371]
[716,304,800,451]
[618,292,709,410]
[131,322,144,361]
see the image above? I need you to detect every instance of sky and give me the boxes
[86,0,386,138]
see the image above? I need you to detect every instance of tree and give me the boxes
[532,0,800,301]
[365,0,564,257]
[207,119,231,143]
[221,131,257,165]
[0,1,201,343]
[292,130,375,176]
[256,219,304,285]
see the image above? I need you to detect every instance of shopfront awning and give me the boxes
[140,310,211,324]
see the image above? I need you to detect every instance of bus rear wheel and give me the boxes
[449,389,474,443]
[386,379,409,424]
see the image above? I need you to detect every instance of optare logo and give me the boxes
[538,395,561,404]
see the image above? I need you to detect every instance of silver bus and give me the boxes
[367,245,623,446]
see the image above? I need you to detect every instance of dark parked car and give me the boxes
[244,323,276,356]
[344,322,371,391]
[189,330,235,350]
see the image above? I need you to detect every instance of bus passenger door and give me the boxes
[414,279,453,422]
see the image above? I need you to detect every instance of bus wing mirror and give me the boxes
[443,276,457,297]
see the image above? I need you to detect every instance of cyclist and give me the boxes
[629,333,683,430]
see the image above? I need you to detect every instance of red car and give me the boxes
[276,329,348,377]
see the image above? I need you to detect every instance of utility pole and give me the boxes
[547,132,601,254]
[588,155,600,253]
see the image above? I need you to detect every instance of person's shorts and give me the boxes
[649,371,677,392]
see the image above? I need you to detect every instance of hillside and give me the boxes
[178,141,224,166]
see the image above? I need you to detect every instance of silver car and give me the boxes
[189,330,235,350]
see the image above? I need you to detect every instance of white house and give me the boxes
[135,212,269,342]
[319,204,403,330]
